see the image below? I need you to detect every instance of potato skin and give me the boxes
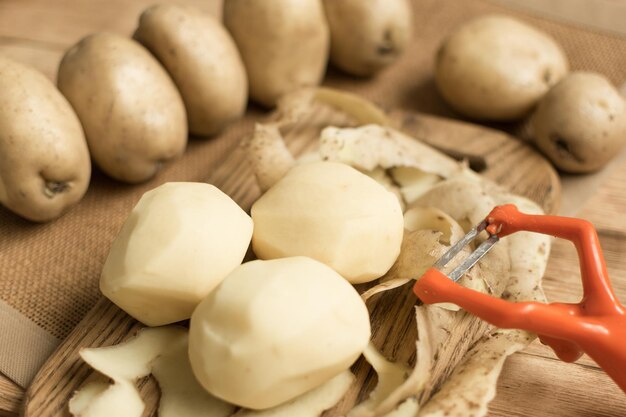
[435,15,568,121]
[531,72,626,173]
[58,33,187,183]
[323,0,412,77]
[0,56,90,222]
[134,4,248,136]
[224,0,330,108]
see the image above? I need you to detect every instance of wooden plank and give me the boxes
[491,351,626,416]
[0,379,21,417]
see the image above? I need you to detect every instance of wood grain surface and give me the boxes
[22,102,562,417]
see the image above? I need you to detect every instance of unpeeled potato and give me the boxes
[134,4,248,136]
[58,33,187,183]
[323,0,412,76]
[0,55,90,222]
[223,0,330,108]
[435,15,568,121]
[531,72,626,173]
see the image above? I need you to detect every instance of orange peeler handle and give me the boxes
[413,204,626,393]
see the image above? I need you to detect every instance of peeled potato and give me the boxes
[189,257,370,409]
[0,55,90,222]
[435,14,568,121]
[251,161,404,283]
[58,33,187,183]
[134,4,248,136]
[100,182,253,326]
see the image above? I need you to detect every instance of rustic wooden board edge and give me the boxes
[22,108,560,417]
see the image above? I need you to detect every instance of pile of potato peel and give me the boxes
[71,89,551,417]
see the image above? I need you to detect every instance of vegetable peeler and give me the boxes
[413,204,626,393]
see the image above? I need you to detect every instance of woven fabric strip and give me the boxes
[0,300,60,387]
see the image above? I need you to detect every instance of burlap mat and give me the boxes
[1,0,625,388]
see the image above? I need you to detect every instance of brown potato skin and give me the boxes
[323,0,412,77]
[58,33,187,183]
[134,4,248,136]
[224,0,329,108]
[435,15,568,121]
[531,72,626,173]
[0,56,90,222]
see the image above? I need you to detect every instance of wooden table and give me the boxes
[1,0,625,416]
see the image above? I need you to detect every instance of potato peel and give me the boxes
[68,380,110,416]
[348,308,433,417]
[403,207,464,245]
[152,332,235,417]
[68,379,144,417]
[383,398,419,417]
[391,168,442,205]
[71,326,235,417]
[417,332,529,417]
[319,125,460,180]
[314,88,391,126]
[233,371,355,417]
[246,123,295,192]
[79,326,186,380]
[347,344,411,417]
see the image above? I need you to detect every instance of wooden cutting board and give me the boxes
[22,104,561,417]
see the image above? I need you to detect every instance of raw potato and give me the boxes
[58,33,187,183]
[223,0,330,107]
[435,15,568,121]
[134,4,248,136]
[189,257,370,409]
[100,182,253,326]
[0,56,90,222]
[530,72,626,173]
[323,0,412,76]
[251,161,404,283]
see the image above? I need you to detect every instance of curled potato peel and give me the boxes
[247,123,296,192]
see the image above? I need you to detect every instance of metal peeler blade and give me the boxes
[433,220,499,282]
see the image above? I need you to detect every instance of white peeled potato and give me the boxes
[0,56,90,222]
[323,0,412,76]
[134,4,247,136]
[251,161,404,283]
[531,72,626,173]
[435,15,568,121]
[100,182,253,326]
[58,33,187,183]
[189,257,370,409]
[224,0,329,107]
